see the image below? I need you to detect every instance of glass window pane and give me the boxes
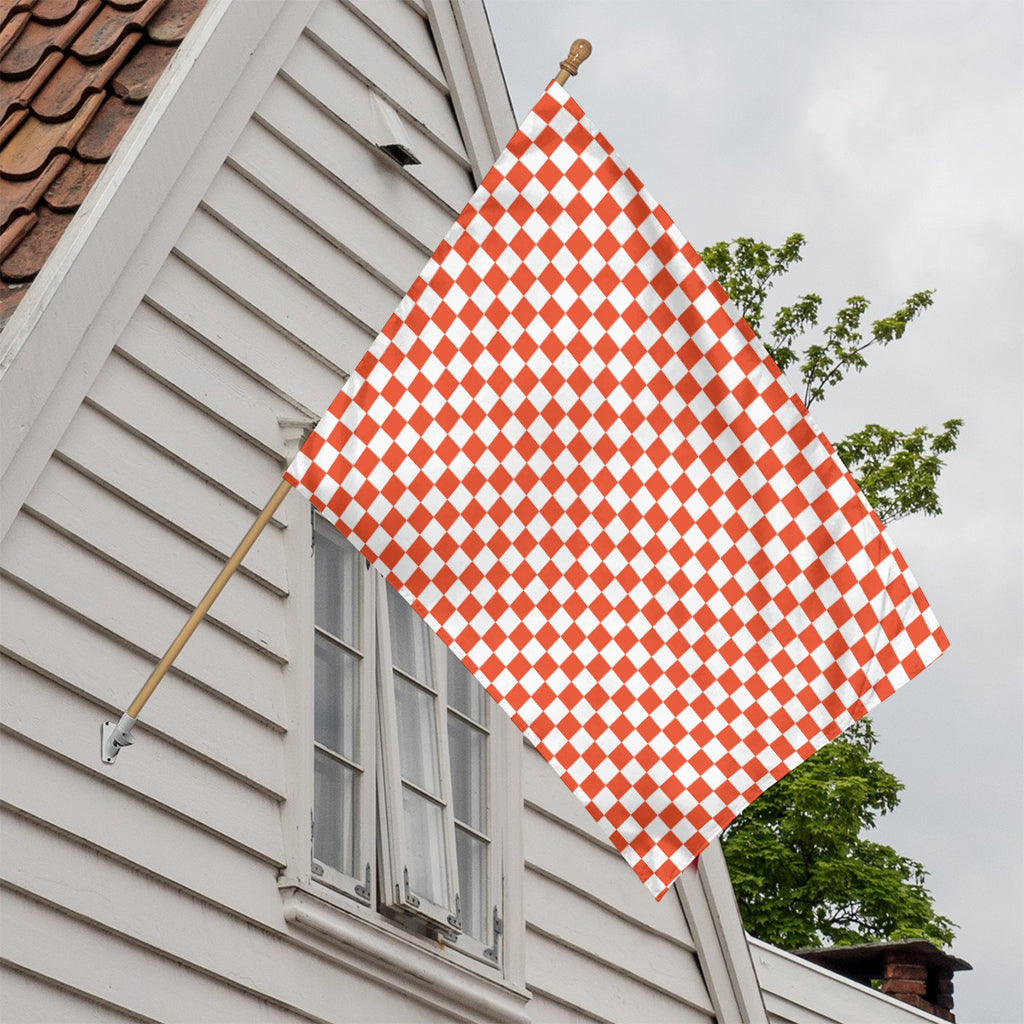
[387,583,434,686]
[314,634,359,760]
[315,518,362,646]
[448,715,488,833]
[446,648,488,725]
[455,827,489,942]
[394,674,441,796]
[402,787,448,908]
[313,750,359,877]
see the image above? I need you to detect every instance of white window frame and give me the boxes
[279,506,524,995]
[309,513,376,904]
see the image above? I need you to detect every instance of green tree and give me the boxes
[701,234,960,950]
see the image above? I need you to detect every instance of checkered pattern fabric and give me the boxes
[286,81,948,899]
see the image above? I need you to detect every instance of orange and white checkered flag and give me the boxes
[286,81,948,898]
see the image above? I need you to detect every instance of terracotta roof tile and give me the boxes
[42,151,101,208]
[0,0,99,77]
[146,0,202,44]
[0,105,30,145]
[0,209,37,260]
[0,0,206,327]
[32,0,84,23]
[74,91,132,158]
[33,32,139,118]
[0,90,102,176]
[0,47,61,121]
[110,34,170,99]
[1,150,70,228]
[0,10,32,60]
[69,0,160,61]
[1,203,75,279]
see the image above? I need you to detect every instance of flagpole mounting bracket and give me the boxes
[101,713,137,765]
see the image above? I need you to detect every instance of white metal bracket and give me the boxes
[101,712,137,765]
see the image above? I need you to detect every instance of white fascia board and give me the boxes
[674,839,769,1024]
[748,937,942,1024]
[424,0,517,182]
[0,0,318,542]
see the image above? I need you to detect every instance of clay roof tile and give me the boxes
[69,0,161,62]
[0,47,61,121]
[1,0,206,325]
[110,34,170,100]
[1,203,75,279]
[145,0,201,43]
[42,151,102,209]
[0,10,32,62]
[0,209,37,261]
[0,89,102,177]
[31,0,82,23]
[0,0,99,77]
[32,31,138,118]
[74,90,133,159]
[1,150,70,229]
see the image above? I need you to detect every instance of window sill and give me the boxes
[279,885,531,1023]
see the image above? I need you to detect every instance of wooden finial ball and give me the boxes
[559,38,592,78]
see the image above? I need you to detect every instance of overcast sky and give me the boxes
[485,3,1023,1021]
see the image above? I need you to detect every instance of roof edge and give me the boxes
[0,0,317,541]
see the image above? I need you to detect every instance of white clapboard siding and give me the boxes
[525,928,715,1024]
[279,32,474,212]
[522,743,716,1018]
[1,584,286,794]
[0,965,146,1024]
[1,813,470,1024]
[53,405,289,591]
[525,869,710,1008]
[23,459,286,657]
[87,351,287,524]
[304,0,465,156]
[0,662,285,863]
[200,166,404,331]
[0,888,312,1024]
[751,940,938,1024]
[0,743,284,929]
[1,516,285,726]
[145,255,342,419]
[255,76,455,250]
[175,208,374,368]
[116,302,299,463]
[344,0,446,90]
[227,121,429,289]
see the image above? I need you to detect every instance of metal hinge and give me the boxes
[484,906,502,962]
[354,862,371,904]
[447,893,461,931]
[402,866,421,908]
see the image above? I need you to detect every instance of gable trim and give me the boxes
[674,839,769,1024]
[0,0,318,542]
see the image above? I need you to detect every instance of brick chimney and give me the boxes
[795,939,971,1021]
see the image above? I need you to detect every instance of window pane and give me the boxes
[402,787,448,908]
[455,827,489,942]
[387,584,434,686]
[313,750,359,877]
[394,674,441,796]
[314,634,359,760]
[448,715,488,833]
[446,648,488,724]
[315,519,362,646]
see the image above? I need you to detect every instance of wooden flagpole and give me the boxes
[101,39,593,765]
[101,479,293,762]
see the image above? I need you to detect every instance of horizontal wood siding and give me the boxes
[522,744,716,1021]
[0,1,494,1021]
[0,0,745,1021]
